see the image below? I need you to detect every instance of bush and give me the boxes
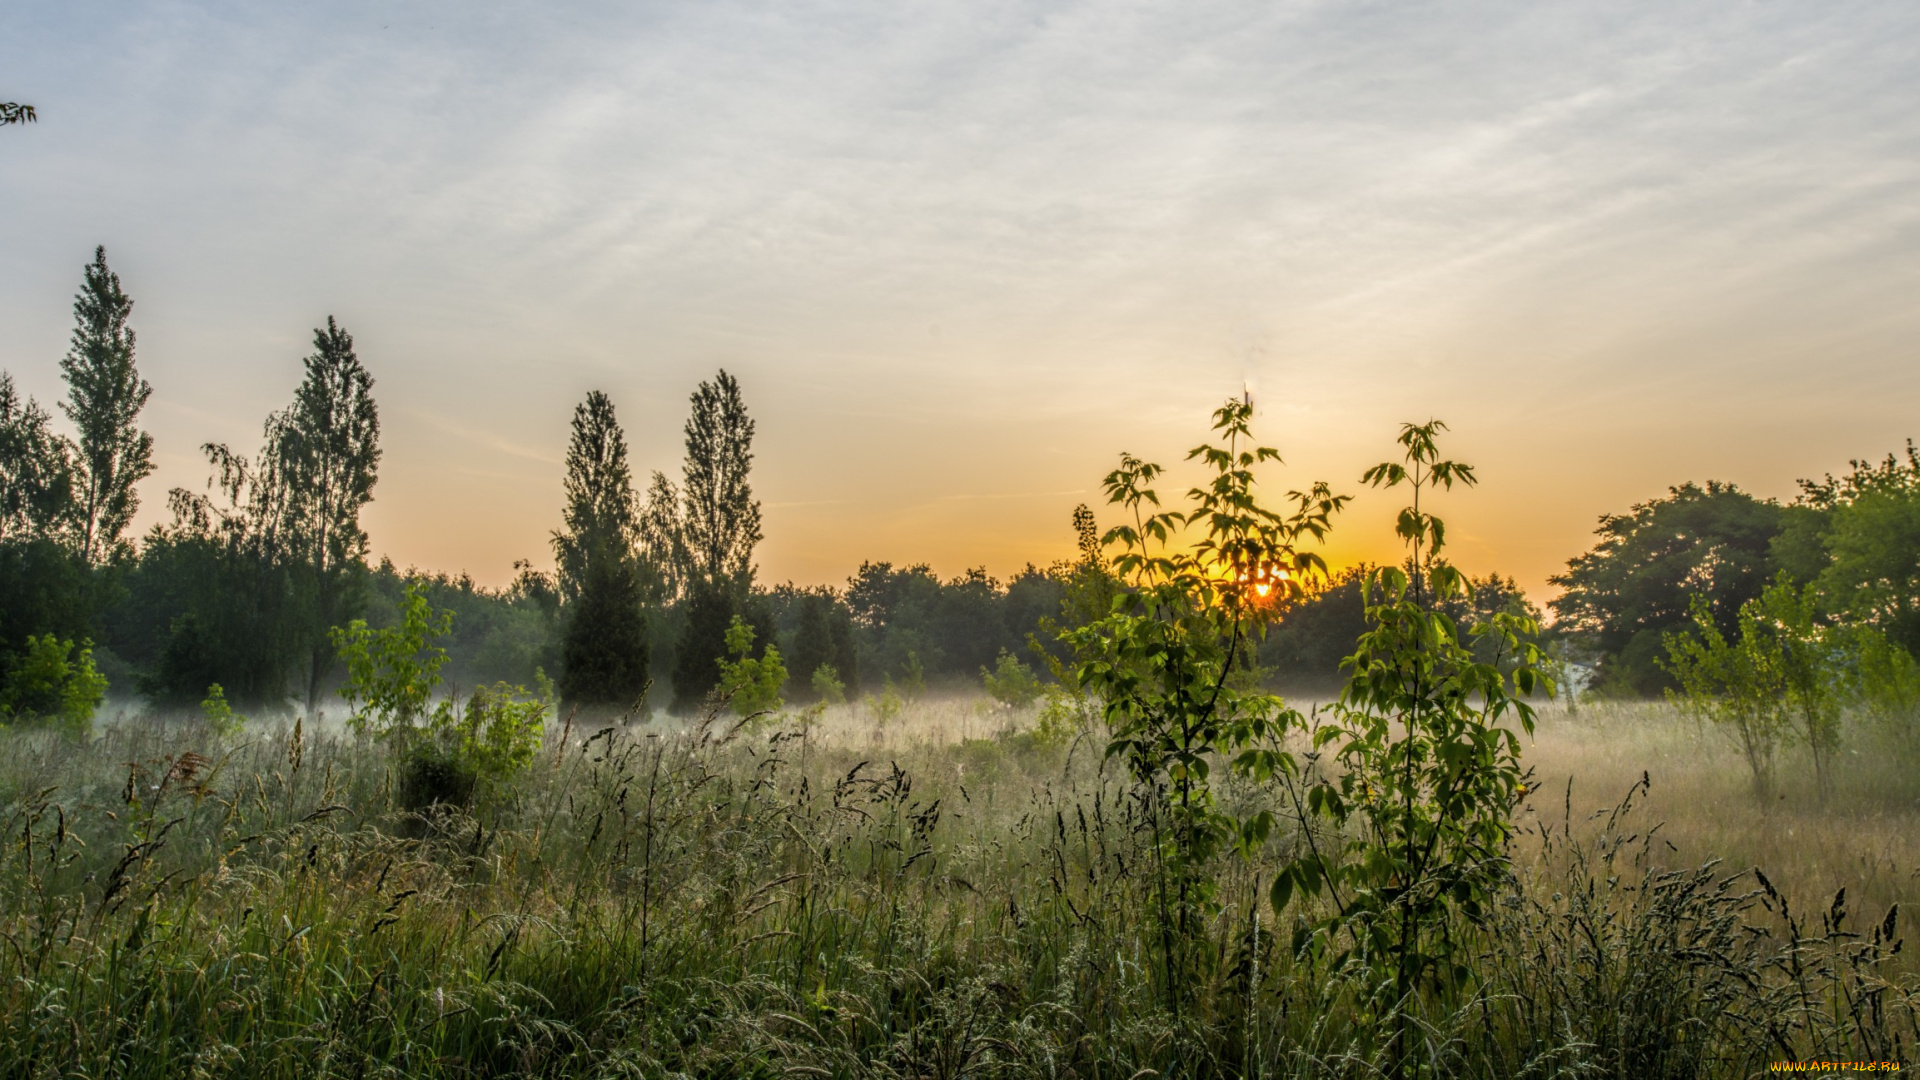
[0,634,106,735]
[716,615,786,717]
[981,648,1042,707]
[331,583,547,808]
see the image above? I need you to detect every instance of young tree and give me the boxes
[553,391,649,708]
[60,247,154,564]
[1064,398,1346,1006]
[1282,422,1546,1065]
[276,317,380,711]
[1664,595,1788,798]
[680,370,760,587]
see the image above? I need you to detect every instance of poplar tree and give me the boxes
[680,370,760,586]
[61,247,153,564]
[553,391,649,708]
[277,318,381,711]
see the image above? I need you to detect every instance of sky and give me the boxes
[4,1,1919,601]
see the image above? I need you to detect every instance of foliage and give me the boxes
[0,538,94,659]
[364,562,559,691]
[552,390,638,606]
[782,589,859,700]
[1550,481,1792,696]
[198,681,243,737]
[716,615,787,717]
[678,369,762,586]
[0,634,106,734]
[808,662,846,705]
[120,529,304,710]
[332,583,547,803]
[60,246,154,565]
[1664,575,1857,800]
[146,322,380,712]
[1065,396,1344,1001]
[1260,565,1373,691]
[865,679,903,724]
[981,647,1043,707]
[0,102,35,126]
[673,579,747,713]
[0,374,76,542]
[1663,594,1789,797]
[558,560,649,712]
[331,582,453,739]
[1281,421,1547,1051]
[276,317,381,709]
[1814,461,1920,655]
[551,392,651,710]
[1030,687,1091,748]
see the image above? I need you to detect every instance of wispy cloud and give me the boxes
[4,1,1919,591]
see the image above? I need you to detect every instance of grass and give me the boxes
[0,694,1914,1077]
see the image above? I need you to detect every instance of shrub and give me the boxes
[0,634,106,735]
[981,648,1042,707]
[198,682,243,737]
[809,662,846,705]
[716,615,787,717]
[330,582,547,807]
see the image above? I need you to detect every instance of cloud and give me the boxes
[3,0,1919,593]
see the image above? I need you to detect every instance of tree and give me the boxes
[1663,594,1789,798]
[60,247,154,564]
[1813,465,1920,655]
[552,391,649,708]
[1260,566,1373,692]
[1752,578,1846,802]
[1282,421,1545,1064]
[0,103,33,127]
[146,436,306,709]
[559,555,649,712]
[0,373,75,541]
[1064,398,1346,1007]
[277,317,380,711]
[716,615,787,717]
[636,470,689,604]
[680,370,760,587]
[785,591,841,702]
[1550,482,1791,696]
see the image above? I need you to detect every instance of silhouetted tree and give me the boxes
[60,247,153,564]
[786,590,860,700]
[277,318,380,711]
[1550,482,1790,696]
[0,374,74,541]
[680,370,760,587]
[553,391,648,708]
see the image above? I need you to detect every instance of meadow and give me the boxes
[0,691,1912,1079]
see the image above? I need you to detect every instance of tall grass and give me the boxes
[0,699,1913,1077]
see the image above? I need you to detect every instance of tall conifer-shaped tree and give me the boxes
[60,247,153,563]
[680,370,761,586]
[670,370,762,710]
[554,391,649,709]
[276,318,381,711]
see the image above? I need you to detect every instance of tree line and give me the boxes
[0,249,1123,725]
